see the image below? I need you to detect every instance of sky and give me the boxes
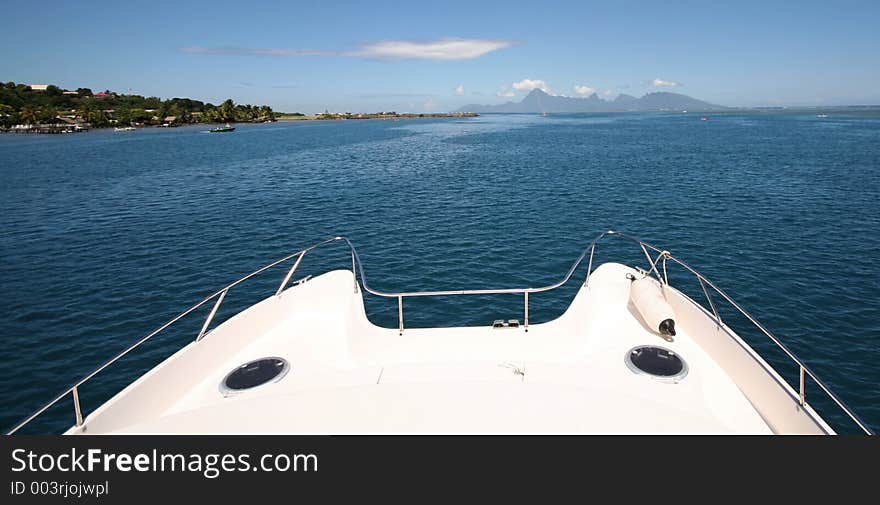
[2,0,879,113]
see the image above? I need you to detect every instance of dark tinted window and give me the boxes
[222,357,289,392]
[627,346,686,379]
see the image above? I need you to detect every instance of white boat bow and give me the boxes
[7,232,873,435]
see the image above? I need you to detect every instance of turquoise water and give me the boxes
[1,112,878,433]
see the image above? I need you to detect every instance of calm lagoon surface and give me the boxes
[1,112,878,433]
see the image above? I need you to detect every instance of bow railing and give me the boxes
[6,231,873,434]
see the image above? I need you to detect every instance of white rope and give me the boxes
[499,361,525,379]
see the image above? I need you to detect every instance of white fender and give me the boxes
[629,277,677,336]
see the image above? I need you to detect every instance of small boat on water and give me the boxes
[817,113,829,118]
[114,126,136,132]
[700,116,710,121]
[209,124,235,133]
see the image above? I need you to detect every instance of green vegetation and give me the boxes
[0,81,275,128]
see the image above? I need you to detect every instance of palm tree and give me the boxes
[39,107,57,124]
[220,99,235,123]
[91,109,108,127]
[78,102,93,123]
[0,103,14,128]
[19,106,38,125]
[116,108,131,126]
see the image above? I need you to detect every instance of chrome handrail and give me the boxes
[5,231,873,434]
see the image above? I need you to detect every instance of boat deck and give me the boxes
[74,263,775,434]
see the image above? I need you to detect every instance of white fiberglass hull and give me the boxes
[65,263,832,435]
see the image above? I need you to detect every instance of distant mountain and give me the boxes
[456,89,726,113]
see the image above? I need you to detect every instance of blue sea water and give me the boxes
[1,112,878,434]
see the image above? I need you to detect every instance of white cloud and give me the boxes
[652,78,681,88]
[354,38,512,60]
[574,85,596,96]
[512,78,550,92]
[181,38,513,61]
[496,85,516,98]
[454,85,465,96]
